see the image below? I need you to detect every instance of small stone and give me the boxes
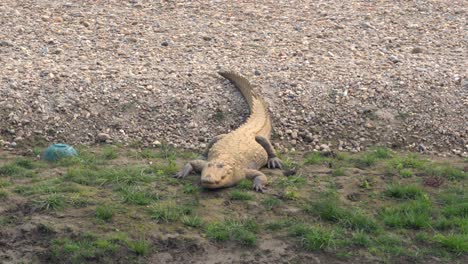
[202,36,212,41]
[10,142,17,147]
[96,133,111,143]
[417,143,427,152]
[152,140,162,147]
[388,55,400,63]
[411,47,423,54]
[0,40,14,47]
[461,79,468,89]
[319,144,330,151]
[290,139,297,145]
[254,70,261,76]
[161,41,169,47]
[291,131,298,139]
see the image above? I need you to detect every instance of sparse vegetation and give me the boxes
[95,205,116,222]
[205,219,259,246]
[262,197,282,210]
[304,152,329,165]
[380,197,432,229]
[33,193,67,211]
[149,202,193,223]
[230,190,253,201]
[383,184,425,200]
[182,215,203,228]
[127,239,151,256]
[289,224,337,251]
[0,145,465,262]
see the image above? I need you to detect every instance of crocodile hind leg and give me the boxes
[203,134,226,157]
[255,136,283,169]
[175,160,206,178]
[245,169,268,192]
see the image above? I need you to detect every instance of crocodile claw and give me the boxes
[253,182,266,193]
[267,157,283,169]
[174,163,193,179]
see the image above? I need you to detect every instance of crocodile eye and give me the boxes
[217,163,224,168]
[207,163,212,168]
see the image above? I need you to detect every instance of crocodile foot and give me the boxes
[175,163,193,179]
[267,157,283,169]
[253,181,266,193]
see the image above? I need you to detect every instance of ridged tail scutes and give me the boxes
[218,71,256,109]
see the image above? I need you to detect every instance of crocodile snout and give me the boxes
[201,175,220,185]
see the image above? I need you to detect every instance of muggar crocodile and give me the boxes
[175,71,282,192]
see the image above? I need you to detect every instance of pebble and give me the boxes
[96,133,111,143]
[0,1,464,157]
[411,47,423,54]
[388,55,400,63]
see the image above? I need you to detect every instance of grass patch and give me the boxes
[95,205,116,222]
[182,184,198,194]
[152,160,178,177]
[383,184,425,200]
[351,230,371,247]
[392,154,426,169]
[149,201,193,223]
[0,163,37,178]
[230,190,253,201]
[275,175,306,188]
[305,198,379,232]
[433,217,467,233]
[304,152,329,165]
[33,193,67,211]
[101,147,118,160]
[64,166,153,186]
[425,163,466,181]
[119,186,159,205]
[182,215,203,228]
[282,187,300,200]
[205,219,258,246]
[289,224,337,251]
[433,234,468,254]
[235,179,252,190]
[0,179,11,188]
[331,167,345,176]
[262,197,282,210]
[353,147,392,168]
[127,239,150,256]
[442,203,468,219]
[370,234,405,256]
[50,233,125,262]
[265,219,294,231]
[380,198,432,229]
[0,189,7,199]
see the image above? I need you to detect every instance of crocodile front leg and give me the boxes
[255,136,282,169]
[175,160,206,178]
[245,169,268,192]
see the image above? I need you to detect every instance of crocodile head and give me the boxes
[200,160,233,188]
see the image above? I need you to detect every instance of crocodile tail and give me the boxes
[218,71,257,110]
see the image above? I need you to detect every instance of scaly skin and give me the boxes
[175,72,282,192]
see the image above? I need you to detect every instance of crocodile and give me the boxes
[175,71,282,192]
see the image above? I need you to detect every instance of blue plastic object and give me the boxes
[42,143,78,161]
